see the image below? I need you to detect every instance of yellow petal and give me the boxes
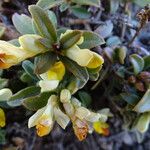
[93,121,109,136]
[87,52,104,69]
[40,61,65,81]
[0,41,28,68]
[66,45,93,67]
[36,115,54,137]
[0,34,47,69]
[19,34,47,54]
[0,108,5,127]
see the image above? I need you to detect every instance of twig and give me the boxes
[128,23,145,46]
[121,2,129,41]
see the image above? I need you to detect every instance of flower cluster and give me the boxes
[28,89,110,140]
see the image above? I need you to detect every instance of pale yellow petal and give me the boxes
[60,89,71,103]
[39,80,59,92]
[0,88,12,101]
[66,45,93,66]
[75,107,91,120]
[28,107,46,128]
[87,52,104,69]
[54,107,70,129]
[19,34,46,53]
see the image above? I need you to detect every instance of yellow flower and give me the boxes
[61,30,104,69]
[0,34,47,69]
[28,95,70,137]
[39,61,65,92]
[93,121,109,136]
[0,108,5,127]
[28,95,57,136]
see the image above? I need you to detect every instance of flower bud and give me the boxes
[60,89,71,103]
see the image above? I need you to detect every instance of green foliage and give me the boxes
[0,129,6,144]
[0,25,6,38]
[80,31,105,49]
[60,30,82,50]
[34,52,57,74]
[130,54,144,75]
[37,0,63,10]
[29,5,57,42]
[22,60,39,81]
[23,92,54,111]
[71,6,91,19]
[134,89,150,113]
[78,91,92,107]
[60,56,89,83]
[7,86,41,107]
[12,13,34,34]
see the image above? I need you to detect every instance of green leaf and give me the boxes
[72,0,100,7]
[133,0,150,7]
[71,6,91,19]
[23,92,53,111]
[144,55,150,70]
[59,2,70,12]
[37,0,63,10]
[134,89,150,113]
[7,86,41,107]
[67,76,87,94]
[120,93,140,106]
[0,78,8,89]
[78,91,92,107]
[118,47,127,64]
[20,72,33,84]
[57,28,67,38]
[60,30,82,50]
[106,36,121,47]
[22,60,39,81]
[12,13,34,34]
[0,129,6,144]
[29,5,57,42]
[114,47,127,64]
[47,10,57,28]
[60,56,89,82]
[80,31,105,49]
[34,52,57,74]
[95,20,113,38]
[130,54,144,75]
[134,112,150,133]
[0,26,6,38]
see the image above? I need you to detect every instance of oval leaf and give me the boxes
[12,13,34,34]
[60,30,82,50]
[7,86,41,107]
[29,5,57,42]
[60,56,89,82]
[22,60,39,81]
[34,52,57,74]
[79,31,105,49]
[37,0,63,10]
[134,89,150,113]
[23,92,53,111]
[130,54,144,75]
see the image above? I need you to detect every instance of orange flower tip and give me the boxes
[102,128,110,136]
